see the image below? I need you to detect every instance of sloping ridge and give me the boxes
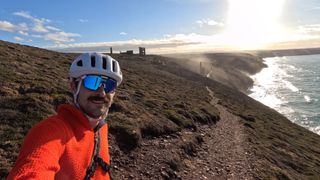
[0,40,319,179]
[157,56,320,179]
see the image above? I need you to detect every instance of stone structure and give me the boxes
[139,47,146,55]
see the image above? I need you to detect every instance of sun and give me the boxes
[222,0,286,49]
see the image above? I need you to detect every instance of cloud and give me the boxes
[79,19,89,23]
[0,21,15,32]
[298,24,320,34]
[18,31,29,36]
[164,0,215,4]
[14,36,24,41]
[43,32,81,43]
[8,11,81,44]
[46,26,320,54]
[46,33,216,54]
[14,11,50,24]
[46,26,61,31]
[33,23,49,33]
[281,24,320,43]
[120,32,127,35]
[13,11,33,19]
[31,32,81,44]
[196,18,224,27]
[0,21,29,33]
[14,11,54,33]
[31,34,43,38]
[311,6,320,10]
[18,23,29,31]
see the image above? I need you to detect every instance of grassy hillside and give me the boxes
[165,53,267,93]
[0,41,219,177]
[0,40,320,179]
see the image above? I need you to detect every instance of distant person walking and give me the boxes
[7,52,122,179]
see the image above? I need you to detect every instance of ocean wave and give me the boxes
[310,126,320,135]
[278,106,295,116]
[252,56,320,135]
[282,80,299,92]
[249,85,284,109]
[304,95,311,103]
[286,64,297,70]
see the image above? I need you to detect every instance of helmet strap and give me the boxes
[73,78,82,109]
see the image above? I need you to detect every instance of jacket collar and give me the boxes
[57,104,93,131]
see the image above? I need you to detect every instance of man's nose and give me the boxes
[97,84,106,96]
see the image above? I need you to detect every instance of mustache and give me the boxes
[88,95,107,102]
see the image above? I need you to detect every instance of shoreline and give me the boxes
[254,47,320,58]
[165,52,267,93]
[1,40,320,178]
[248,55,320,136]
[167,51,320,136]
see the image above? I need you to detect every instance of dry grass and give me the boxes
[1,40,320,179]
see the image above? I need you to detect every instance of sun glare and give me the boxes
[222,0,286,49]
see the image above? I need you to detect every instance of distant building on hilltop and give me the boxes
[139,47,146,55]
[120,50,134,55]
[118,47,146,55]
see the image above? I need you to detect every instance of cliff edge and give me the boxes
[0,40,319,179]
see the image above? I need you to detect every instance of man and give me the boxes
[7,52,122,179]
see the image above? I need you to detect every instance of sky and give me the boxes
[1,0,320,54]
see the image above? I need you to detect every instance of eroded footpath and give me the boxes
[110,87,255,179]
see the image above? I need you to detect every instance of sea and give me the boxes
[249,54,320,135]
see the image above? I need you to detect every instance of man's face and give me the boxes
[74,80,115,119]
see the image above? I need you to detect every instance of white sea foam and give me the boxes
[282,80,299,92]
[278,106,295,117]
[250,92,283,109]
[310,126,320,135]
[250,55,320,135]
[249,58,284,109]
[286,64,297,70]
[304,95,311,102]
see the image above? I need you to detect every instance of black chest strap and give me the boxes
[84,130,111,180]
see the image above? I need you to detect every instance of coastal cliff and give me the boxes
[0,40,319,179]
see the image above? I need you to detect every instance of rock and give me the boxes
[161,171,170,180]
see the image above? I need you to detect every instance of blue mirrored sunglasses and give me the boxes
[82,75,117,93]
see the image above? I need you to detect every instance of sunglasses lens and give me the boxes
[83,75,102,91]
[104,79,117,93]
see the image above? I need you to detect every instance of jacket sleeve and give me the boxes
[7,118,66,180]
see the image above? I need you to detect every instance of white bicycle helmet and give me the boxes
[69,52,123,120]
[69,52,123,85]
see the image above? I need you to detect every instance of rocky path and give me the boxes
[110,87,255,179]
[178,87,254,179]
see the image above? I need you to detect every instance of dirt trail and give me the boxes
[110,87,255,179]
[179,87,254,179]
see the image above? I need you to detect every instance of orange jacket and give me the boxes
[7,104,110,180]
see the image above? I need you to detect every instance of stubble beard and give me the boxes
[79,99,111,119]
[83,104,108,119]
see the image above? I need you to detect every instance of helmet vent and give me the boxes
[77,60,83,66]
[91,56,96,67]
[112,60,117,72]
[102,57,107,69]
